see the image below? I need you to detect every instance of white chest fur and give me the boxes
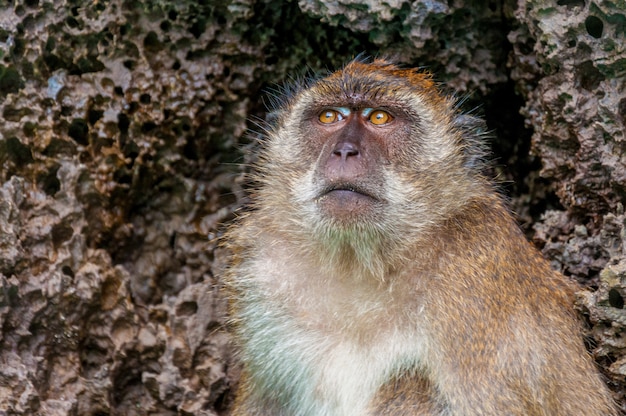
[237,253,429,416]
[312,329,426,416]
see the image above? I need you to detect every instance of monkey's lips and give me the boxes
[317,185,380,218]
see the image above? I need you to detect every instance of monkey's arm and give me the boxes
[420,200,615,416]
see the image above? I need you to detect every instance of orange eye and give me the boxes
[369,110,392,125]
[319,110,340,124]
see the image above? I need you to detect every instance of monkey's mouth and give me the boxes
[316,184,381,219]
[319,184,379,201]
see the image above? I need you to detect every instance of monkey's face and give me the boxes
[263,60,475,252]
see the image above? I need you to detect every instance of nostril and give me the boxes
[333,142,359,161]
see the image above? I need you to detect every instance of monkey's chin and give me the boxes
[317,189,380,220]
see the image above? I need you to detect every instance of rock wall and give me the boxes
[510,0,626,405]
[0,0,624,414]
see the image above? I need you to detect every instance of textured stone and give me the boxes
[298,0,509,93]
[510,0,626,407]
[511,0,626,215]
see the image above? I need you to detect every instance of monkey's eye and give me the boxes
[318,109,344,124]
[368,110,392,125]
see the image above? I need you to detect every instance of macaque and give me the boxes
[223,58,616,415]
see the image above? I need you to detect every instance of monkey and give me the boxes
[222,58,617,415]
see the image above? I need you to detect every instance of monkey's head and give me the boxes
[256,58,488,276]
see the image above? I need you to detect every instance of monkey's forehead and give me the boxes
[305,60,444,108]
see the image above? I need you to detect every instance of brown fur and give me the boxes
[223,59,617,415]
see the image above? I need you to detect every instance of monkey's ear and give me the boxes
[453,113,492,173]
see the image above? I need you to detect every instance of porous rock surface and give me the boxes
[0,0,624,414]
[510,0,626,405]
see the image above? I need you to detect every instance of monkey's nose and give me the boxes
[332,142,360,162]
